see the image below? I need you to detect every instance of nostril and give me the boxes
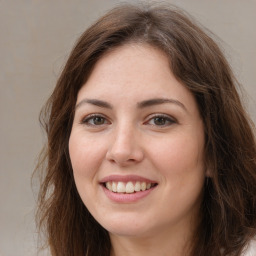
[128,158,136,162]
[106,139,144,165]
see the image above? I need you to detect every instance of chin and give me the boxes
[107,226,150,238]
[98,215,151,237]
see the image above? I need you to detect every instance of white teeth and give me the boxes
[116,182,126,193]
[106,181,112,190]
[112,181,117,192]
[141,182,146,191]
[105,181,155,193]
[134,181,141,192]
[126,181,135,193]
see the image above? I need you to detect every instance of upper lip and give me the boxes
[100,175,158,184]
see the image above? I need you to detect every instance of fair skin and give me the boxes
[69,43,207,256]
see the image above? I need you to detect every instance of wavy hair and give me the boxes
[34,3,256,256]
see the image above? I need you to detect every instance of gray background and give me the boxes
[0,0,255,255]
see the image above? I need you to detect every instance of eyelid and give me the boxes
[78,112,176,128]
[144,113,177,126]
[80,113,111,126]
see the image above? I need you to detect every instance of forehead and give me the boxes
[80,43,175,95]
[77,43,198,113]
[94,43,169,75]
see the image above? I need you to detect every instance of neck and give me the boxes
[109,222,195,256]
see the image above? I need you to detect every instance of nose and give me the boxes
[106,124,144,166]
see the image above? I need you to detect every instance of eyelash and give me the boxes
[145,114,176,127]
[81,114,110,126]
[80,113,176,127]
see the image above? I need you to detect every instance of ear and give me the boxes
[205,168,212,178]
[205,160,213,178]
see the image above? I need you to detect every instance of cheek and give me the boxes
[69,132,102,179]
[151,134,206,214]
[69,133,104,204]
[149,134,205,175]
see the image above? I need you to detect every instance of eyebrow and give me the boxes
[75,99,112,109]
[137,98,187,111]
[75,98,187,112]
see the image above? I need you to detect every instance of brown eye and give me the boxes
[92,116,105,125]
[146,114,176,127]
[153,117,168,126]
[82,115,109,126]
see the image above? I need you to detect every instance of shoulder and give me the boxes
[242,238,256,256]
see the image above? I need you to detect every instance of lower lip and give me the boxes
[102,185,156,203]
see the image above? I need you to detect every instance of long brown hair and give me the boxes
[34,3,256,256]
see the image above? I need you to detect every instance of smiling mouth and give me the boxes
[103,181,158,194]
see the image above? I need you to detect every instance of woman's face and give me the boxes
[69,43,207,238]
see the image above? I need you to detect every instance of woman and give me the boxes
[35,3,256,256]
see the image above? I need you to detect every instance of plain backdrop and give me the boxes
[0,0,255,255]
